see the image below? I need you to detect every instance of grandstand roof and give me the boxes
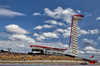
[30,45,67,50]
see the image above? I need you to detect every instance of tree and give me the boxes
[7,48,11,52]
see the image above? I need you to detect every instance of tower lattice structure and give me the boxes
[71,15,84,57]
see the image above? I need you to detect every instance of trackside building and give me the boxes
[30,45,67,54]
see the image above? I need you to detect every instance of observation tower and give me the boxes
[71,14,84,57]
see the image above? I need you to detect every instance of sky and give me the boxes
[0,0,100,60]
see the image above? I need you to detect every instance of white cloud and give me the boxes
[43,24,53,28]
[78,29,99,36]
[5,24,36,44]
[85,51,100,54]
[34,24,53,29]
[55,27,72,37]
[43,32,59,38]
[63,45,68,48]
[56,28,67,33]
[83,12,92,17]
[97,37,100,40]
[81,38,97,46]
[63,32,70,37]
[0,40,31,53]
[36,35,46,41]
[9,34,35,43]
[83,46,100,54]
[44,7,76,23]
[76,10,81,13]
[83,46,96,51]
[0,5,10,8]
[33,33,39,37]
[45,20,65,26]
[0,32,11,38]
[78,30,88,36]
[35,32,59,41]
[78,30,88,35]
[5,24,29,35]
[96,17,100,20]
[0,8,25,17]
[55,27,70,37]
[77,50,84,54]
[78,28,99,36]
[33,12,41,16]
[44,7,92,23]
[88,29,99,34]
[34,25,42,29]
[18,44,25,47]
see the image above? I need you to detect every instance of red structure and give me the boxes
[90,60,97,64]
[30,45,67,50]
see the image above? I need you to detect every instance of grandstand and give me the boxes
[0,51,85,61]
[30,45,67,54]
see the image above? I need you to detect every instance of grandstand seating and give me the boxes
[0,52,84,61]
